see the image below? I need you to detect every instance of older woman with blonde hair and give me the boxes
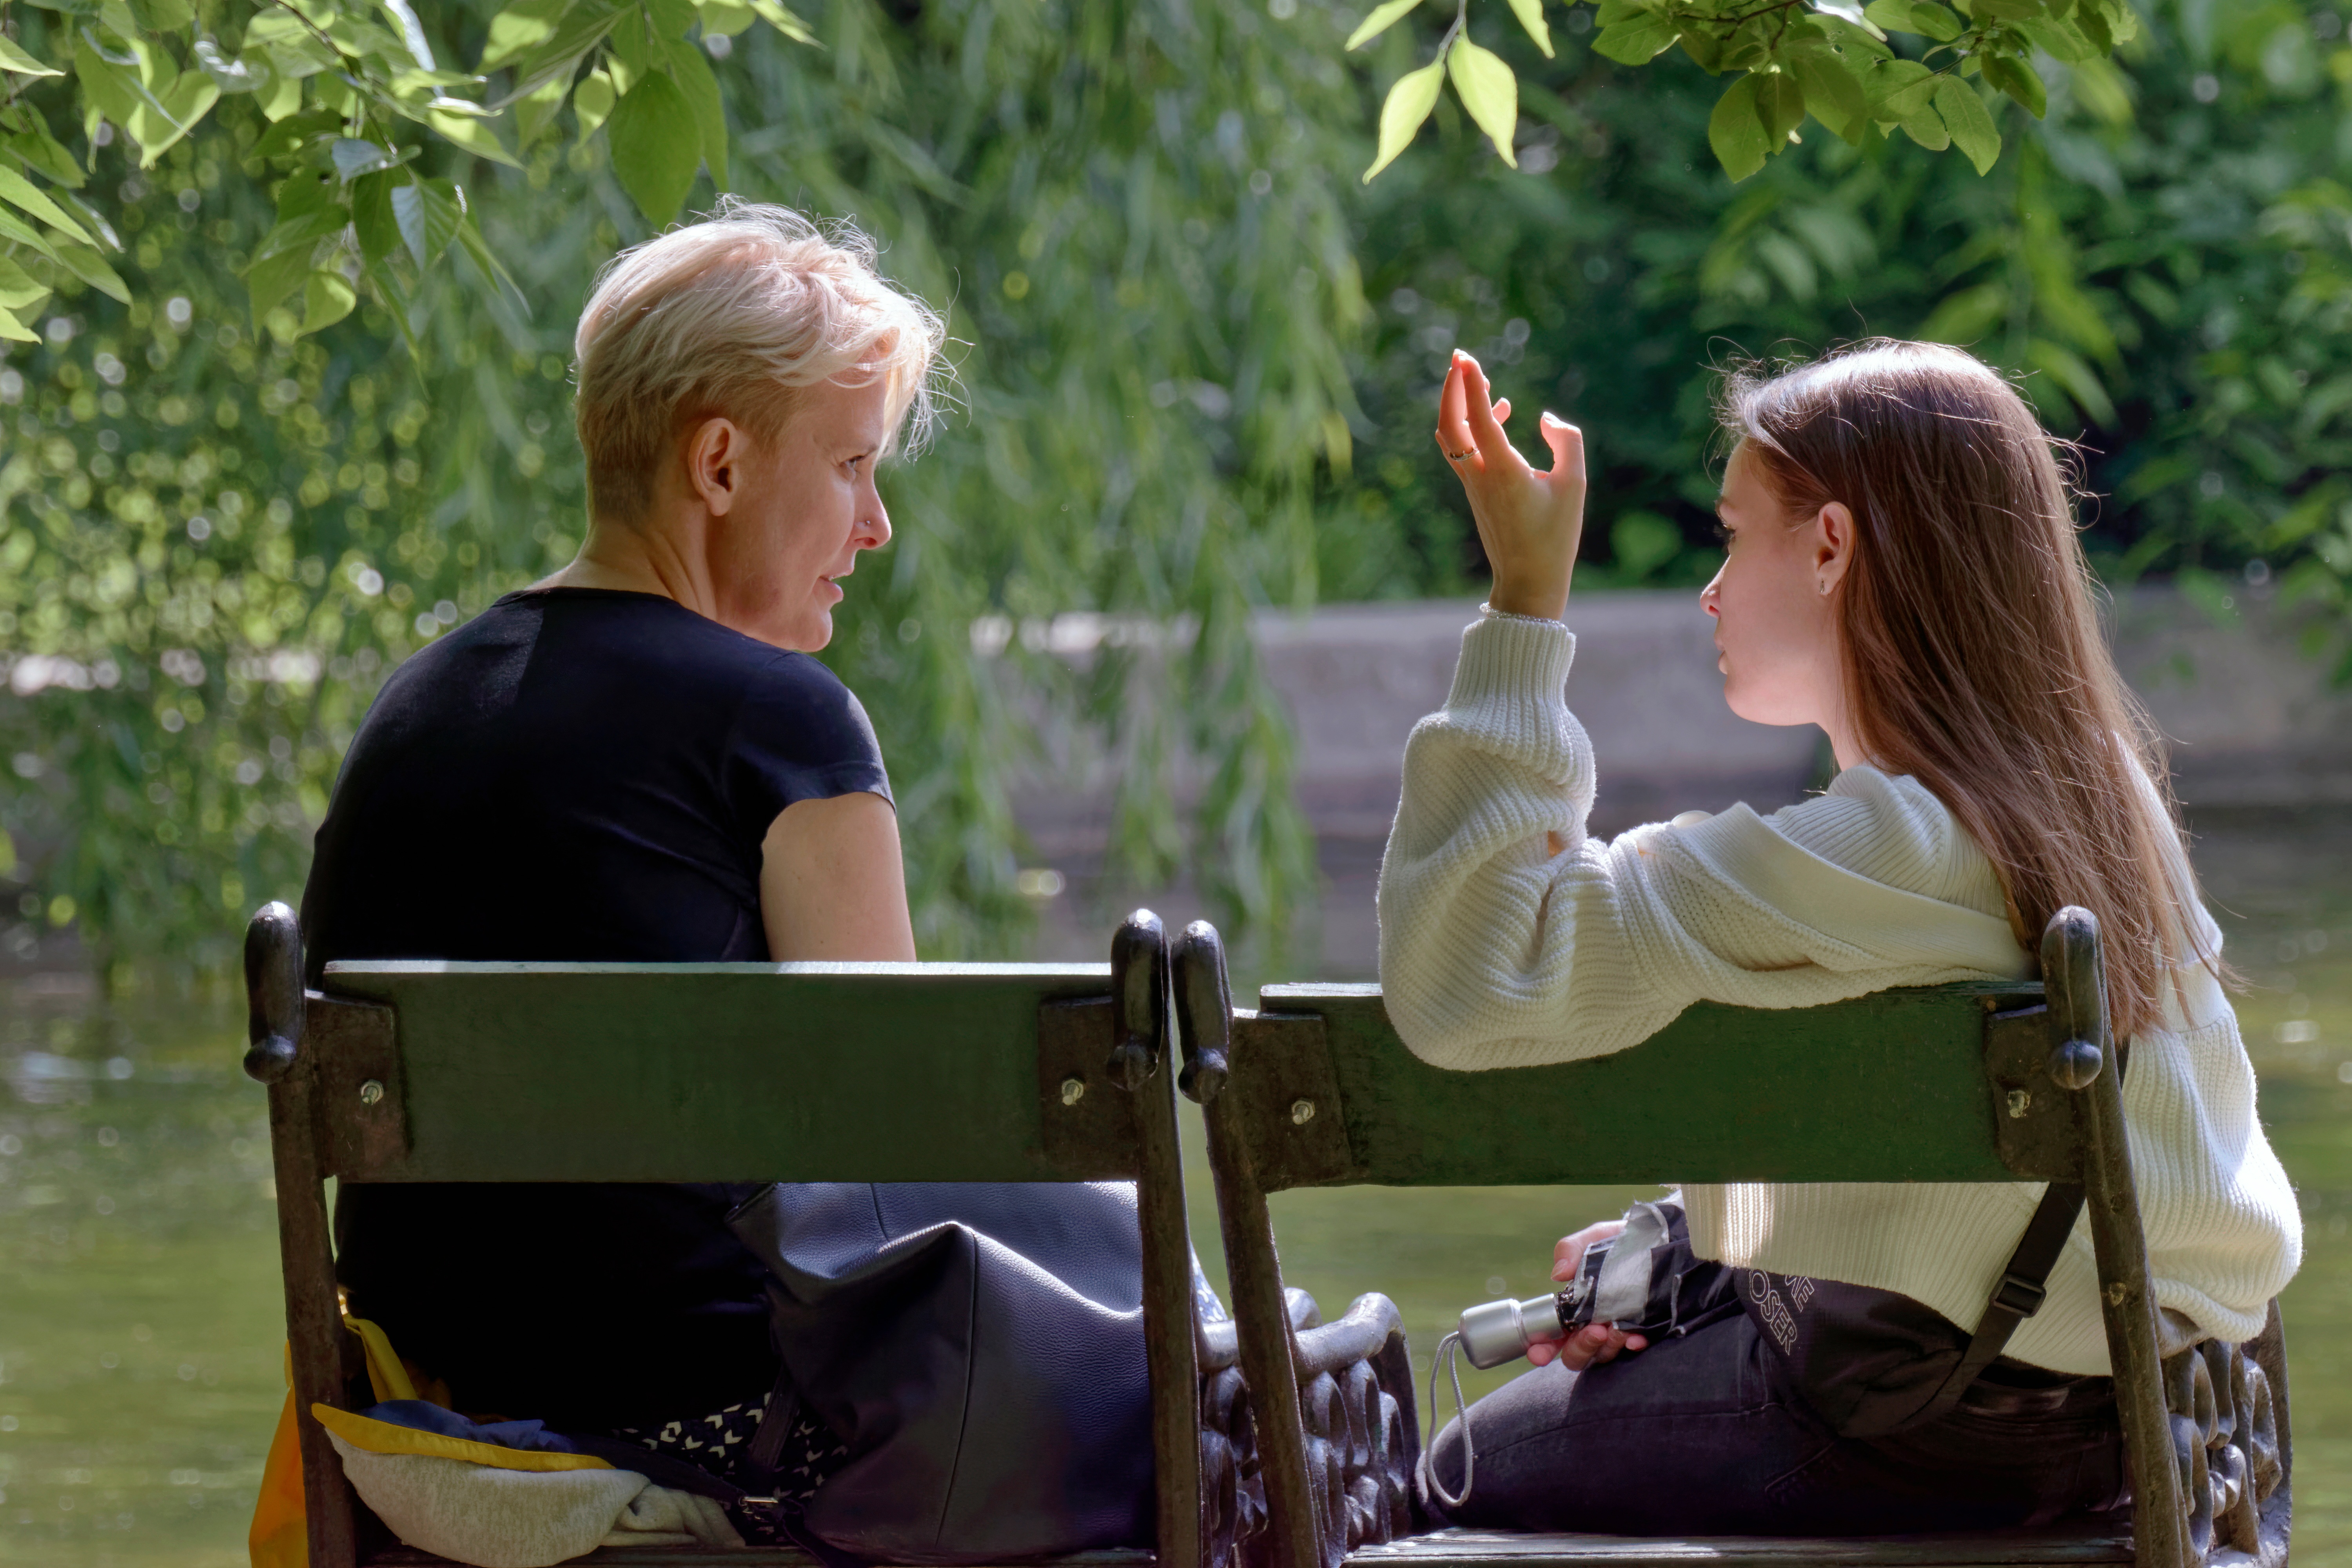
[300,200,944,1503]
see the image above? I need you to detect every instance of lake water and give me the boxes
[2,806,2347,1566]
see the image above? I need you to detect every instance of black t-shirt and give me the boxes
[301,587,891,1428]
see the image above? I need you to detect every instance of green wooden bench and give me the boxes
[1175,911,2292,1568]
[242,902,1323,1568]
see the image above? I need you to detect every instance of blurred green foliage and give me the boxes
[1325,0,2352,664]
[5,0,2352,978]
[0,0,1366,973]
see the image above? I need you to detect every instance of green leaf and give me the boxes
[1759,69,1806,145]
[1707,71,1770,181]
[2027,338,2116,426]
[1864,0,1960,39]
[492,0,623,104]
[1917,279,2007,344]
[662,34,728,187]
[425,107,524,167]
[191,38,260,90]
[252,203,350,263]
[5,118,87,188]
[1898,94,1949,148]
[73,46,143,131]
[1677,27,1725,71]
[1980,53,2045,118]
[1935,75,2000,172]
[379,0,439,69]
[1506,0,1555,58]
[1446,36,1518,167]
[252,107,340,163]
[245,241,312,325]
[605,69,701,221]
[1789,46,1869,142]
[1864,56,1935,114]
[350,171,401,268]
[49,236,129,302]
[481,0,580,69]
[125,0,191,31]
[451,207,528,312]
[1806,0,1886,40]
[298,269,357,336]
[745,0,815,44]
[0,253,54,312]
[391,176,463,268]
[0,162,93,245]
[1345,0,1425,50]
[0,302,38,343]
[1361,57,1443,182]
[0,205,59,262]
[2018,16,2100,60]
[331,138,399,180]
[129,69,218,167]
[514,73,570,147]
[257,63,305,122]
[572,65,615,138]
[1592,14,1679,64]
[0,36,65,77]
[695,0,757,35]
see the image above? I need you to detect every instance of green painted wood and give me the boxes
[371,1550,1158,1566]
[1253,981,2044,1188]
[321,961,1111,1183]
[1344,1526,2129,1564]
[371,1551,1159,1566]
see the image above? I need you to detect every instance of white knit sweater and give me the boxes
[1377,612,2302,1375]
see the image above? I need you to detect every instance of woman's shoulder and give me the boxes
[1659,766,2003,915]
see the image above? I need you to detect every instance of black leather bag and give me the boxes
[725,1181,1156,1564]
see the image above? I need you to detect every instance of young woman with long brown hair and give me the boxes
[1383,339,2300,1532]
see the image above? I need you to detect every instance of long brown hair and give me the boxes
[1719,339,2215,1040]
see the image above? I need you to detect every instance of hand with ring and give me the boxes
[1435,350,1586,622]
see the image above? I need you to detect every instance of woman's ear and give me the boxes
[684,417,747,517]
[1814,500,1856,597]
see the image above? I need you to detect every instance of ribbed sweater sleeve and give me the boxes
[1377,615,2031,1073]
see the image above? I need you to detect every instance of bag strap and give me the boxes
[739,1359,803,1492]
[1880,1180,2087,1435]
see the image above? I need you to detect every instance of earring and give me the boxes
[1818,580,1830,595]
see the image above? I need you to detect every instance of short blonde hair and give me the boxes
[573,198,946,521]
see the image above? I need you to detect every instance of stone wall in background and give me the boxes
[1018,587,2352,972]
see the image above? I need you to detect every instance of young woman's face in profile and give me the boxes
[715,376,896,652]
[1700,443,1844,731]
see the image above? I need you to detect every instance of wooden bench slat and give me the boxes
[320,962,1115,1183]
[1345,1526,2131,1565]
[368,1550,1160,1566]
[1254,981,2044,1186]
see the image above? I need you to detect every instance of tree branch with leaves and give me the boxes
[1347,0,2134,183]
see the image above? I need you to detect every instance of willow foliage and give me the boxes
[0,0,1366,971]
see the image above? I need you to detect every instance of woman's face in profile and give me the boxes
[713,377,897,652]
[1700,443,1842,731]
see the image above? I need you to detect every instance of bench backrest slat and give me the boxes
[322,960,1117,1184]
[1252,979,2043,1189]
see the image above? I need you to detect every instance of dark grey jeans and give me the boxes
[1423,1308,2126,1536]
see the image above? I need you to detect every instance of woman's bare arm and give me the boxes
[759,792,917,961]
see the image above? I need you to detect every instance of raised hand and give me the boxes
[1435,350,1586,622]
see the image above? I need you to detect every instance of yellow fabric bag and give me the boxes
[249,1316,507,1567]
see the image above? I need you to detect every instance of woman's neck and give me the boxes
[539,516,719,622]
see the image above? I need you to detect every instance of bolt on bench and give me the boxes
[241,902,1414,1568]
[1175,909,2291,1568]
